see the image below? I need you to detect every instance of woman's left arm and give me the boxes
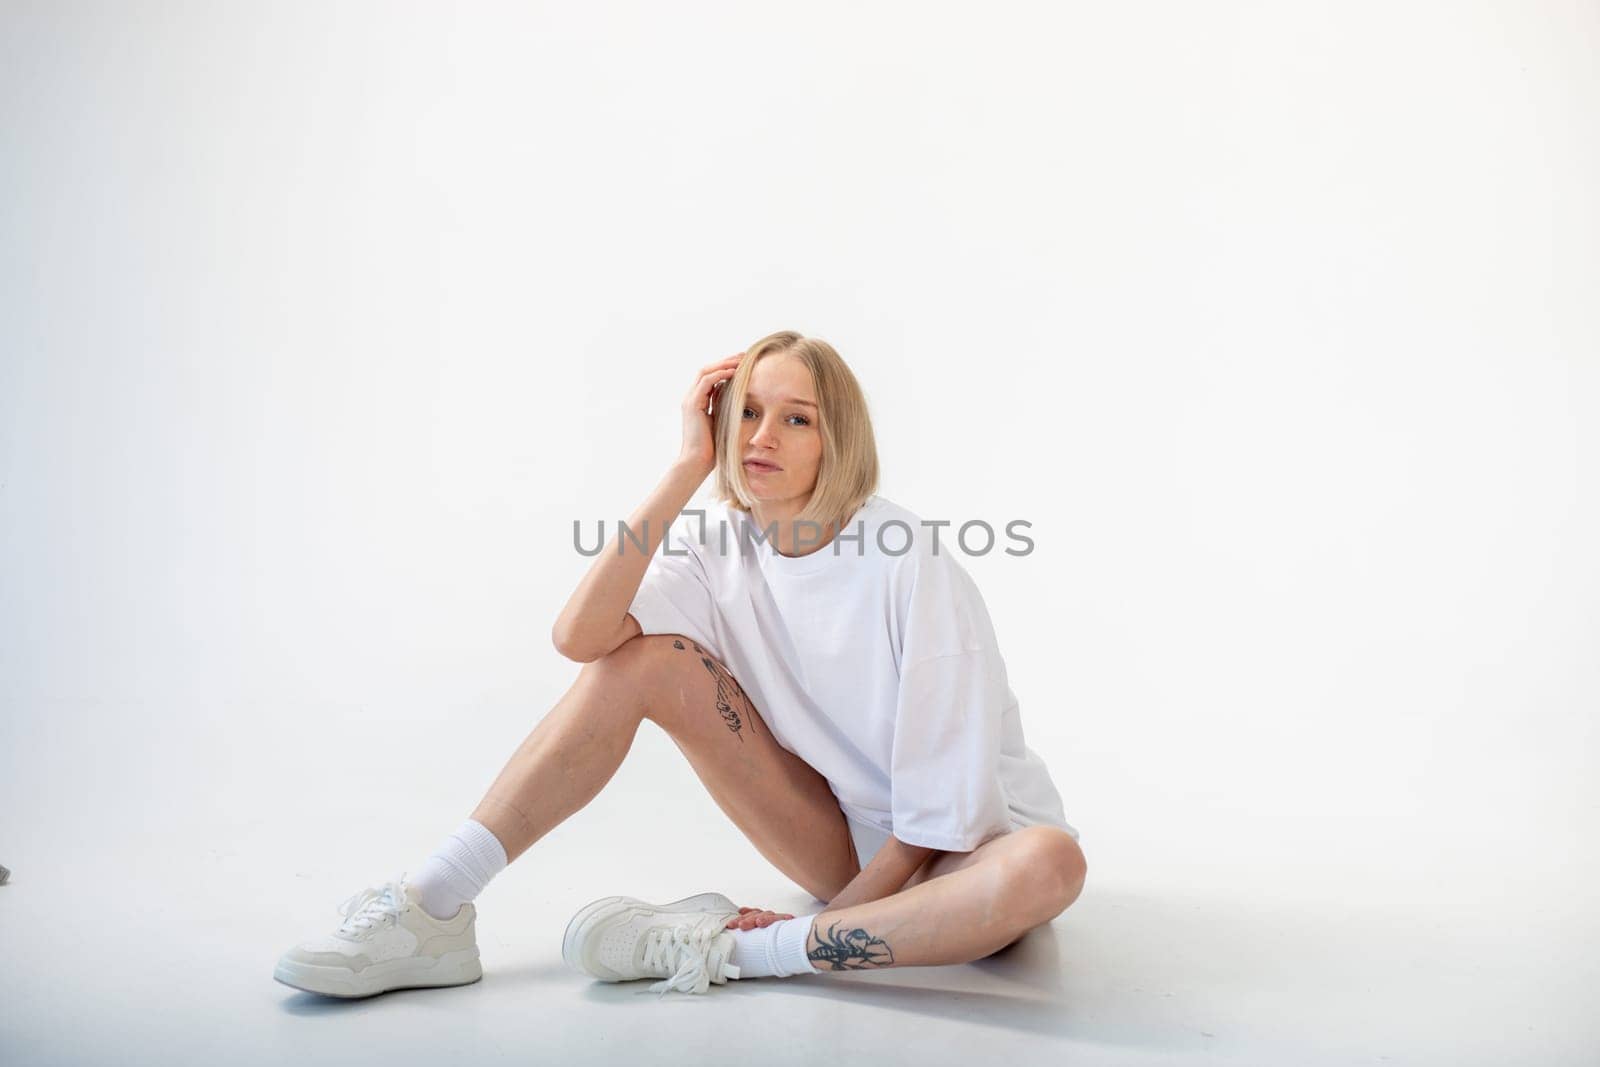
[818,835,938,914]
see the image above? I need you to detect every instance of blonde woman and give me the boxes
[274,331,1086,998]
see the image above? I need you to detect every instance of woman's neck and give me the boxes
[749,500,838,558]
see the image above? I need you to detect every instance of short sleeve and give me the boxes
[626,520,719,652]
[888,553,1013,852]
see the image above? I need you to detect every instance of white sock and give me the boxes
[409,818,508,920]
[725,914,819,978]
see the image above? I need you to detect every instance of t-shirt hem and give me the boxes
[889,825,1006,853]
[892,814,1081,852]
[627,585,691,640]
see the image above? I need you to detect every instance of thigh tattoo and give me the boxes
[672,638,759,742]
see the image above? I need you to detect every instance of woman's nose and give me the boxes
[750,419,778,448]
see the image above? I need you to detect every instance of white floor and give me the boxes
[1,718,1593,1067]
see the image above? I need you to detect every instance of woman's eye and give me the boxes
[742,408,809,426]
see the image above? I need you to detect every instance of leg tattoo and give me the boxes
[807,921,896,970]
[669,640,760,742]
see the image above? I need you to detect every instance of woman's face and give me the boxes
[737,354,822,509]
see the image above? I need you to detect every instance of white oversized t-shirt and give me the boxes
[625,493,1078,852]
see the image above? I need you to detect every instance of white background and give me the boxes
[2,2,1595,1064]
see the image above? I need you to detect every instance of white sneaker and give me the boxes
[274,877,483,998]
[562,891,743,996]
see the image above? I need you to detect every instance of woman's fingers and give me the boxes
[724,908,797,929]
[688,366,740,412]
[677,353,745,470]
[687,354,743,405]
[690,365,738,397]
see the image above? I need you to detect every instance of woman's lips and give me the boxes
[744,460,781,472]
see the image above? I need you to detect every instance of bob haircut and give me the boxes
[710,330,880,542]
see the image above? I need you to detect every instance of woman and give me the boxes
[274,331,1087,999]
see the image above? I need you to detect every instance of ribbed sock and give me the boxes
[409,818,508,920]
[726,913,819,978]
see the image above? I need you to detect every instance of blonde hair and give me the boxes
[711,330,879,537]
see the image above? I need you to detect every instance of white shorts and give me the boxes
[845,814,1076,869]
[845,814,892,869]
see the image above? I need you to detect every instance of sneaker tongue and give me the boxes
[709,931,739,981]
[637,924,676,975]
[639,918,715,977]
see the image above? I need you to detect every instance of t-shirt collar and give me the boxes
[747,496,878,577]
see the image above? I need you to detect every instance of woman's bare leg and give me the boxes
[470,633,861,902]
[802,826,1088,969]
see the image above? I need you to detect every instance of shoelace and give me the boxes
[336,878,408,938]
[641,921,739,997]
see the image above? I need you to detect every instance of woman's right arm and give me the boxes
[550,353,745,663]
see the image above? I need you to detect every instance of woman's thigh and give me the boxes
[607,633,861,902]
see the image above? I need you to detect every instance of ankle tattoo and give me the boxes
[806,920,895,970]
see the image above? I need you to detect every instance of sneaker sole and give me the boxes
[273,947,483,999]
[561,891,737,981]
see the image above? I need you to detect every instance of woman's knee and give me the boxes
[571,633,679,711]
[584,633,737,730]
[1003,826,1088,921]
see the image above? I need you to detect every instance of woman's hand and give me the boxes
[724,906,795,931]
[678,353,744,478]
